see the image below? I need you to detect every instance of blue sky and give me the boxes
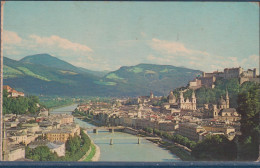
[3,1,259,72]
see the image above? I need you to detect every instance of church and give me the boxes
[179,90,197,111]
[203,90,240,122]
[162,90,197,113]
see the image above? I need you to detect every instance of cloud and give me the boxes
[29,34,93,52]
[3,30,94,62]
[249,54,259,62]
[228,57,237,62]
[147,38,258,72]
[3,30,22,44]
[149,38,209,56]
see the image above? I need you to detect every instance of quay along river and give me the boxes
[50,104,181,162]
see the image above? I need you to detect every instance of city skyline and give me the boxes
[3,2,259,72]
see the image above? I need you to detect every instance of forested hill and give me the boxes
[99,63,202,96]
[4,54,201,97]
[174,78,258,108]
[20,54,108,77]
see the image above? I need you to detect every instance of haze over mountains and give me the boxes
[3,54,202,97]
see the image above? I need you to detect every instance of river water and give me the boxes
[50,104,180,162]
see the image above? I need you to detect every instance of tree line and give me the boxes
[3,89,39,115]
[173,79,256,108]
[25,129,92,161]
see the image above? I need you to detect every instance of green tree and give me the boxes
[26,146,58,161]
[237,83,260,160]
[191,135,237,161]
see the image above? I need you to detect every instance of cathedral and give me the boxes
[166,90,197,111]
[179,90,197,110]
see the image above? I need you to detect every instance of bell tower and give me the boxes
[179,91,184,109]
[226,89,229,108]
[191,90,196,110]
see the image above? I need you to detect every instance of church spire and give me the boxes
[226,88,229,100]
[226,88,229,108]
[192,90,196,98]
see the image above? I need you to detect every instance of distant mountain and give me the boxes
[4,55,202,97]
[98,63,202,96]
[20,54,108,77]
[4,56,101,96]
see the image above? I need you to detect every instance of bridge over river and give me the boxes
[85,126,125,133]
[94,136,161,145]
[84,126,161,144]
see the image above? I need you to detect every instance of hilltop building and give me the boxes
[3,85,24,98]
[188,67,259,89]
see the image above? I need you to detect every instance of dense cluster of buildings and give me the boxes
[2,111,79,161]
[77,88,240,143]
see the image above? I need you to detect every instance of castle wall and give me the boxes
[199,76,216,88]
[224,67,243,79]
[240,77,260,85]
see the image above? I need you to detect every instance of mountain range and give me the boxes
[3,54,202,97]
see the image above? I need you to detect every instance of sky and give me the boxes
[3,1,259,72]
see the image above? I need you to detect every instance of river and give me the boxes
[50,104,181,162]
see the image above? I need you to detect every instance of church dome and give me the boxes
[168,91,176,100]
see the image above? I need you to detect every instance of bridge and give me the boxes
[85,126,125,133]
[93,137,161,145]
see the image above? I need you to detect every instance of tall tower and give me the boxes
[191,90,196,110]
[226,89,229,108]
[150,91,154,99]
[179,91,184,109]
[168,91,176,104]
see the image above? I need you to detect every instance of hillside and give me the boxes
[4,55,202,97]
[3,57,101,96]
[99,64,202,96]
[20,54,108,77]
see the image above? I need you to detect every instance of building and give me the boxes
[189,78,202,90]
[162,90,197,112]
[178,123,206,141]
[203,90,240,122]
[202,125,235,135]
[189,67,259,89]
[161,91,181,115]
[45,124,80,143]
[3,85,25,98]
[3,145,25,161]
[29,140,65,157]
[179,90,196,111]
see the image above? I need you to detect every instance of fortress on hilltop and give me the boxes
[189,67,259,90]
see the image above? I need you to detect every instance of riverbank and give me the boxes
[80,131,100,162]
[91,143,100,161]
[134,131,193,161]
[154,140,194,161]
